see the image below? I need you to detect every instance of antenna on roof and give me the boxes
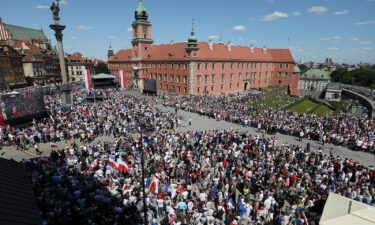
[109,39,112,49]
[219,32,222,44]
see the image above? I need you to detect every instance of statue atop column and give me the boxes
[51,0,60,23]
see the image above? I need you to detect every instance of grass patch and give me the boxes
[250,95,295,110]
[287,98,317,113]
[285,97,334,116]
[310,104,333,116]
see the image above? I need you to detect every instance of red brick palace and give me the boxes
[108,0,300,96]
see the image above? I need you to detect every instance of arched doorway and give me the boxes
[244,82,248,91]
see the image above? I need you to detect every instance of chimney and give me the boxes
[170,40,174,45]
[250,44,254,53]
[262,45,267,54]
[208,39,213,50]
[227,41,232,52]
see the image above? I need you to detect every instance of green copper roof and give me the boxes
[5,24,47,40]
[302,68,330,80]
[188,20,197,42]
[293,65,301,73]
[136,0,147,14]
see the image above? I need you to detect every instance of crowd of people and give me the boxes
[0,87,373,224]
[0,90,179,151]
[24,127,374,225]
[162,93,375,154]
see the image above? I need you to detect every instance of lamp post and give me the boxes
[138,125,147,225]
[49,0,72,110]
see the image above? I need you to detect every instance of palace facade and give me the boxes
[108,0,300,96]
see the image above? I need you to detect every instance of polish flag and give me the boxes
[84,69,92,90]
[119,70,126,89]
[117,158,128,173]
[107,158,118,169]
[51,143,58,149]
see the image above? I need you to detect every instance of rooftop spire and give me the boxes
[187,19,198,51]
[188,19,197,42]
[135,0,148,21]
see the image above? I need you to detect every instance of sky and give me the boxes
[1,0,375,63]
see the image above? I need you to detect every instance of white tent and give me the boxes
[92,73,116,79]
[320,192,375,225]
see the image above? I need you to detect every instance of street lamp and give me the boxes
[138,125,147,225]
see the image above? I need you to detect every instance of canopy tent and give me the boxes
[91,73,116,88]
[92,73,116,80]
[320,192,375,225]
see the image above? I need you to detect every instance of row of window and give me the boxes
[71,71,83,75]
[151,74,188,83]
[159,83,188,93]
[110,62,291,71]
[196,72,273,84]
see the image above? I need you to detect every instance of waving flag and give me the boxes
[117,158,128,173]
[107,158,118,169]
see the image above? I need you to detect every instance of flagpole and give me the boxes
[138,126,147,225]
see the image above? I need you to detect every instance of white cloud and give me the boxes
[307,6,328,14]
[334,10,349,16]
[307,51,316,55]
[107,35,115,39]
[70,36,77,40]
[290,47,303,53]
[127,27,132,32]
[359,41,373,44]
[261,11,288,21]
[77,25,93,30]
[328,47,339,51]
[356,20,375,25]
[35,4,49,9]
[208,35,219,40]
[351,37,359,41]
[232,25,247,32]
[292,12,300,16]
[264,0,275,3]
[60,0,68,5]
[249,39,257,43]
[363,47,373,50]
[320,36,341,42]
[249,17,254,21]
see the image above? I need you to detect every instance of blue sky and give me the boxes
[1,0,375,63]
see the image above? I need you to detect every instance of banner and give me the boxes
[119,70,126,89]
[84,69,92,90]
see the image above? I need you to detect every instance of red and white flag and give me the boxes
[51,143,58,149]
[84,69,92,90]
[117,158,128,173]
[108,158,118,169]
[119,70,126,89]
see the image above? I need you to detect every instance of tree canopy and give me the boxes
[94,62,110,74]
[330,68,375,89]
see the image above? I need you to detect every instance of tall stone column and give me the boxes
[50,1,72,109]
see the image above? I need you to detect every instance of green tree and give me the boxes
[95,62,110,74]
[330,68,375,87]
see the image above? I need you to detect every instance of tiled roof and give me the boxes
[4,24,47,40]
[108,49,133,62]
[268,49,295,63]
[67,52,84,61]
[0,158,40,225]
[109,42,293,62]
